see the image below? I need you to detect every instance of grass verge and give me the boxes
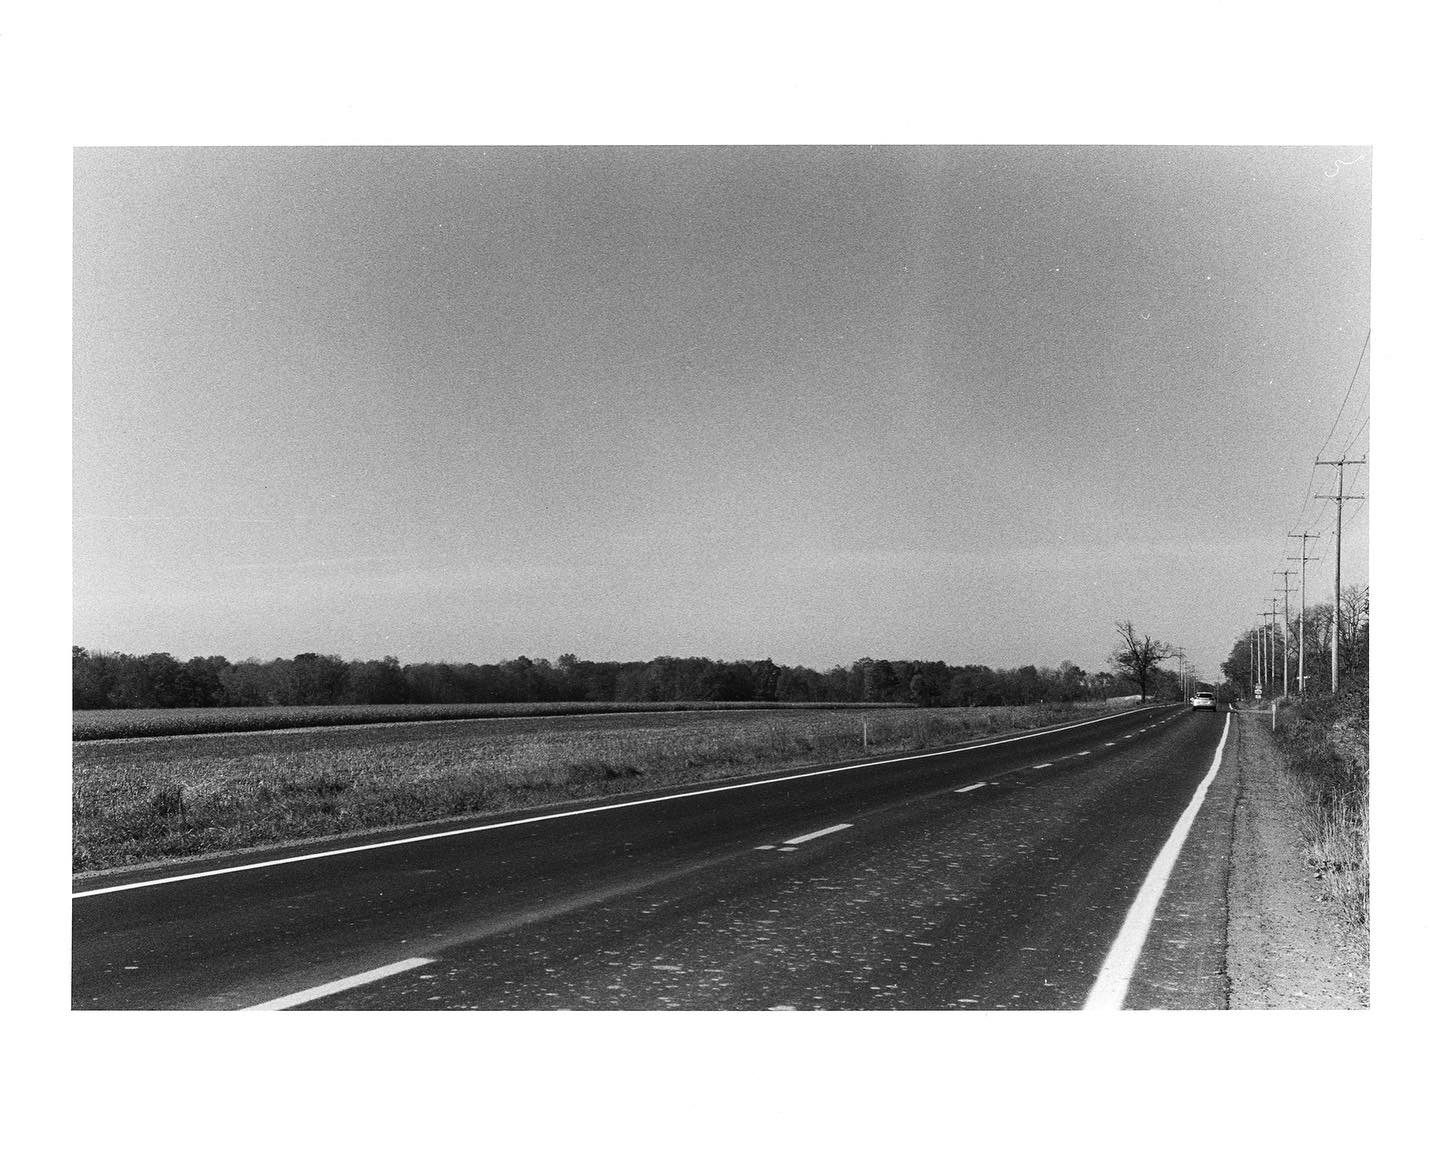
[72,699,909,741]
[1272,679,1369,930]
[73,701,1120,873]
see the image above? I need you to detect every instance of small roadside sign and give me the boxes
[1254,684,1262,700]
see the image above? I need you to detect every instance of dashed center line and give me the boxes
[1076,750,1091,756]
[784,823,853,846]
[1031,762,1053,769]
[953,782,987,794]
[244,957,434,1011]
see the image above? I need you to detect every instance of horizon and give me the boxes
[73,146,1370,683]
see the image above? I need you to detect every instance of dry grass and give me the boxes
[1273,683,1369,929]
[73,699,897,741]
[73,701,1116,872]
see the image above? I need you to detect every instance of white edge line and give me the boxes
[74,704,1168,899]
[243,957,434,1011]
[1083,711,1232,1010]
[783,822,853,845]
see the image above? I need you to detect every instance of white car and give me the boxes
[1190,691,1217,712]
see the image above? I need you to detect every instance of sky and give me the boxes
[73,146,1370,680]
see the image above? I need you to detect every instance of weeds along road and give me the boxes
[73,703,1239,1010]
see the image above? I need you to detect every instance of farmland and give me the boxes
[72,698,901,742]
[73,700,1123,873]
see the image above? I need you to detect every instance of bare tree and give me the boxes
[1340,583,1369,643]
[1109,621,1175,702]
[1340,583,1369,675]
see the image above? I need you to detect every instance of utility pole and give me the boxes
[1274,569,1294,697]
[1257,613,1269,696]
[1315,457,1366,692]
[1270,599,1281,690]
[1262,605,1280,695]
[1287,531,1320,699]
[1272,593,1284,694]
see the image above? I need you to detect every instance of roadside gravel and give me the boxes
[1226,709,1368,1008]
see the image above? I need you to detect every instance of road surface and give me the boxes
[73,703,1237,1010]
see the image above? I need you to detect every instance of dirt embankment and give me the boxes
[1226,710,1368,1008]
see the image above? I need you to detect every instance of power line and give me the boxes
[1340,492,1369,532]
[1317,330,1371,459]
[1341,413,1370,458]
[1242,332,1370,697]
[1278,329,1372,550]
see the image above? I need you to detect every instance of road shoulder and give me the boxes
[1226,710,1368,1009]
[1124,712,1236,1009]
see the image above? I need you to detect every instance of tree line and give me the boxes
[1219,584,1369,695]
[71,647,1141,711]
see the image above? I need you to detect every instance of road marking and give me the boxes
[74,705,1167,899]
[953,782,987,794]
[1084,711,1232,1011]
[244,957,434,1011]
[1076,750,1091,757]
[755,844,777,851]
[1031,762,1053,769]
[1104,742,1116,747]
[1121,734,1133,739]
[784,823,853,846]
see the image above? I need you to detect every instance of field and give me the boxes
[73,700,1122,873]
[72,699,902,741]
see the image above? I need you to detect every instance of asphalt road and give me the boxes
[73,703,1237,1010]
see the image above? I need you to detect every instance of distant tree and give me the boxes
[1085,670,1120,700]
[947,664,998,707]
[1012,664,1044,704]
[180,655,230,707]
[290,653,349,705]
[908,672,938,706]
[75,644,1160,712]
[1056,661,1087,702]
[870,659,899,702]
[1300,603,1334,691]
[776,666,816,702]
[345,656,407,704]
[1340,583,1369,675]
[1220,635,1253,696]
[748,659,781,702]
[1109,621,1174,703]
[73,646,115,709]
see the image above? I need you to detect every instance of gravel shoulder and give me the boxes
[1226,708,1368,1009]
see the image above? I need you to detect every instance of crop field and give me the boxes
[72,699,900,741]
[73,700,1122,873]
